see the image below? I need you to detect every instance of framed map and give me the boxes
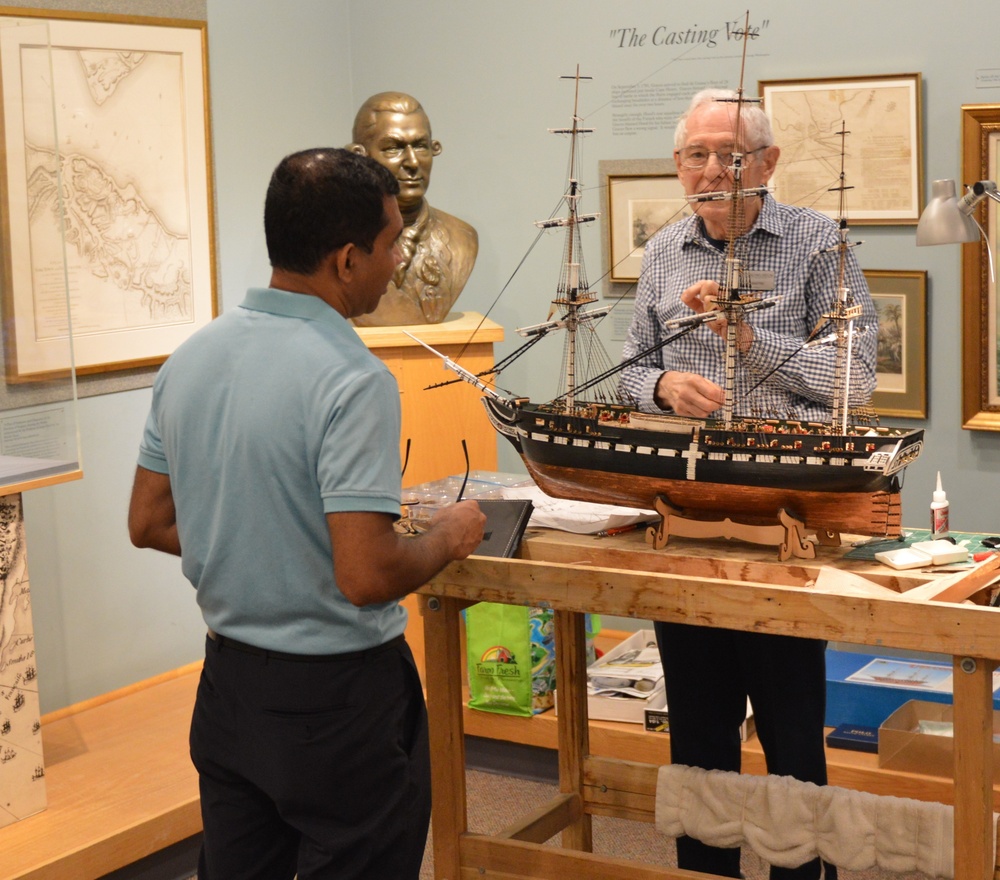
[759,74,923,225]
[0,11,216,379]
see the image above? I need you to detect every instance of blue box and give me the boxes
[824,650,1000,728]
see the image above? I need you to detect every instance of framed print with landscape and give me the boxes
[759,74,922,225]
[599,158,689,290]
[866,270,926,420]
[0,10,217,380]
[961,103,1000,431]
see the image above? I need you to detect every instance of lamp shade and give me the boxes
[916,179,980,245]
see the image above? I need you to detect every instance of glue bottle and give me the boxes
[930,471,950,539]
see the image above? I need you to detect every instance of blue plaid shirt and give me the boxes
[619,195,876,421]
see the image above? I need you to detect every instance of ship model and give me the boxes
[416,63,924,558]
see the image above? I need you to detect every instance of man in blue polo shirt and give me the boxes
[128,148,485,880]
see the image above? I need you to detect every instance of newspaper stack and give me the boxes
[587,632,663,700]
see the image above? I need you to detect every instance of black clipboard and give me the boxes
[473,499,534,558]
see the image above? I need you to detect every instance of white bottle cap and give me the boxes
[933,471,947,503]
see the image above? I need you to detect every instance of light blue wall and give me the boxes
[21,0,1000,712]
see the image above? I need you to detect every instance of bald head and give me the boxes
[348,92,442,214]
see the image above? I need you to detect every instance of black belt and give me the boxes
[206,629,404,663]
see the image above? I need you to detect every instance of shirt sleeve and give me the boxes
[317,365,403,516]
[619,236,672,412]
[136,383,170,475]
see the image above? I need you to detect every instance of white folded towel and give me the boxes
[655,764,996,879]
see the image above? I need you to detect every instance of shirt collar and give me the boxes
[682,192,782,246]
[240,287,349,329]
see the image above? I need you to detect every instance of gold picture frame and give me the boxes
[0,9,217,380]
[866,269,927,419]
[961,103,1000,431]
[759,74,923,225]
[598,158,688,294]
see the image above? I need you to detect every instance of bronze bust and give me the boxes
[348,92,478,326]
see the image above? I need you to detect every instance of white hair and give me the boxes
[674,88,774,151]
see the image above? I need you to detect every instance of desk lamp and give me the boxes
[916,178,999,279]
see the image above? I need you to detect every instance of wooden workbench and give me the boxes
[419,528,1000,880]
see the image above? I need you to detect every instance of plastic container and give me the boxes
[930,471,949,539]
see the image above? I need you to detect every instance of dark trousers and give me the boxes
[190,634,430,880]
[655,621,836,880]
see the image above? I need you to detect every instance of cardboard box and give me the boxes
[644,691,755,742]
[878,700,1000,782]
[825,649,1000,729]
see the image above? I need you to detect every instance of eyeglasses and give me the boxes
[677,146,767,169]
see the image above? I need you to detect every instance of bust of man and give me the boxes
[347,92,478,326]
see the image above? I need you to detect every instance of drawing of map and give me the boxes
[21,46,194,341]
[0,496,47,828]
[764,81,918,220]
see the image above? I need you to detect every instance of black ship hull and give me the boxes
[484,397,924,536]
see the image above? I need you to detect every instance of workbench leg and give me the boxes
[421,594,467,880]
[952,655,998,880]
[554,609,593,852]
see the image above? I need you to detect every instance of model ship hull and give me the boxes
[484,398,924,537]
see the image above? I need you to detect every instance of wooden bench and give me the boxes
[0,662,202,880]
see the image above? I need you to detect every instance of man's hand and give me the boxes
[681,280,754,352]
[427,499,488,560]
[330,500,486,606]
[654,370,725,417]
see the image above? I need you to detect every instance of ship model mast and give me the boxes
[691,18,770,429]
[716,89,759,429]
[519,65,610,410]
[821,122,865,435]
[695,18,867,434]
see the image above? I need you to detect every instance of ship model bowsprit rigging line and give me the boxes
[415,55,924,560]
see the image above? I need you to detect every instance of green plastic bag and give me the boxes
[465,603,599,716]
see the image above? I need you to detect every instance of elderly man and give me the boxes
[348,91,478,326]
[620,89,877,880]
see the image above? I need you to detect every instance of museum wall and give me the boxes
[13,0,1000,713]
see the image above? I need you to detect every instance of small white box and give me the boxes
[875,540,968,569]
[910,540,968,564]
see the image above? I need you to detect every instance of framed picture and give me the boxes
[0,10,217,380]
[599,158,689,292]
[759,74,923,225]
[961,104,1000,431]
[866,270,927,419]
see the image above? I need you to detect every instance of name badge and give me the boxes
[746,270,775,291]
